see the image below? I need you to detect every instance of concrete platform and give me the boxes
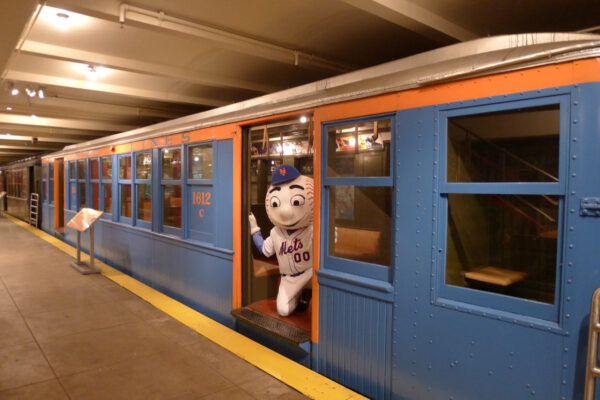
[0,216,310,400]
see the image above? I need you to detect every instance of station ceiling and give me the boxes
[0,0,598,165]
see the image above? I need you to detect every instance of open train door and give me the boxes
[54,158,64,231]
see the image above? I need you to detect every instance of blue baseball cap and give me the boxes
[271,164,301,185]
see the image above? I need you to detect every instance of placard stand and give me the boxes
[67,208,103,275]
[0,191,6,218]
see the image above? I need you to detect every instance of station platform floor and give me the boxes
[0,216,313,400]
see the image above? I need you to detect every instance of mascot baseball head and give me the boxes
[265,165,314,230]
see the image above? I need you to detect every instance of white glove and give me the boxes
[249,213,261,235]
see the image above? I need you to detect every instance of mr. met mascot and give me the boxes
[249,164,313,316]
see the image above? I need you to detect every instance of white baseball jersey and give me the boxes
[262,225,313,276]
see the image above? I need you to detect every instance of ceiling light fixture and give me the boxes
[38,89,44,99]
[300,116,308,123]
[25,88,37,97]
[5,106,12,111]
[11,86,19,96]
[55,12,70,30]
[30,114,37,119]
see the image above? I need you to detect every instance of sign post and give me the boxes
[67,208,103,274]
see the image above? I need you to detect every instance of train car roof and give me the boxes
[44,32,600,158]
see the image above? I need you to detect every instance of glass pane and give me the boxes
[49,163,53,180]
[327,119,391,177]
[49,178,54,204]
[120,184,131,218]
[188,144,212,179]
[162,148,181,180]
[90,159,99,180]
[92,182,99,210]
[136,152,152,180]
[43,165,48,180]
[102,157,112,179]
[69,162,76,180]
[445,194,558,303]
[447,105,560,183]
[104,183,112,213]
[43,178,48,201]
[328,186,392,266]
[78,160,86,180]
[79,182,86,209]
[163,185,182,228]
[137,184,151,222]
[119,156,131,180]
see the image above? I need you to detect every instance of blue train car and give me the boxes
[39,33,600,399]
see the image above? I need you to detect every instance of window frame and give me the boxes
[118,154,133,224]
[133,151,152,229]
[160,146,183,236]
[100,156,113,217]
[321,113,396,282]
[434,94,570,322]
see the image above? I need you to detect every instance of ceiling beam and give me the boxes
[20,40,281,94]
[0,112,137,132]
[0,0,38,78]
[0,149,43,156]
[5,68,230,107]
[341,0,478,43]
[0,123,106,138]
[0,141,64,151]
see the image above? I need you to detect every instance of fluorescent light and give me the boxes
[5,107,12,111]
[11,87,18,96]
[38,89,44,99]
[26,88,37,97]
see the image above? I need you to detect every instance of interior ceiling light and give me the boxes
[38,89,44,99]
[40,6,87,31]
[85,64,108,80]
[300,116,308,123]
[25,88,37,97]
[11,86,19,96]
[30,114,37,119]
[5,106,12,111]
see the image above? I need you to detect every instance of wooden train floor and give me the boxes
[0,216,310,400]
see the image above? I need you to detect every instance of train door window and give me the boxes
[161,147,182,233]
[90,158,100,210]
[438,97,567,320]
[323,117,394,280]
[101,156,112,214]
[118,155,132,222]
[187,143,213,242]
[134,151,152,228]
[48,163,54,205]
[42,165,48,203]
[77,160,87,210]
[243,116,313,307]
[68,161,77,211]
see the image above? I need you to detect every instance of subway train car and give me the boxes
[38,33,600,399]
[0,157,42,224]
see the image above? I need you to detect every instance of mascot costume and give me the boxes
[249,164,313,316]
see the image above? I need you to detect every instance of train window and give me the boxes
[68,161,77,211]
[162,148,181,180]
[323,115,394,280]
[327,119,391,178]
[161,148,182,232]
[119,156,131,179]
[136,184,151,222]
[104,183,112,214]
[440,99,566,314]
[101,157,112,214]
[48,163,54,204]
[102,157,112,179]
[78,160,86,180]
[120,184,132,218]
[188,144,212,179]
[136,152,152,180]
[90,159,99,180]
[163,185,182,228]
[118,155,132,221]
[42,165,48,202]
[79,182,86,210]
[69,162,76,180]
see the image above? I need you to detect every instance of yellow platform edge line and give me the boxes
[5,216,367,400]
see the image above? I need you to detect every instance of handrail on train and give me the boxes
[585,287,600,400]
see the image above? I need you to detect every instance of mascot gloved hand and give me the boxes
[249,164,314,316]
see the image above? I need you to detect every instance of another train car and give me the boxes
[39,33,600,399]
[0,157,42,224]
